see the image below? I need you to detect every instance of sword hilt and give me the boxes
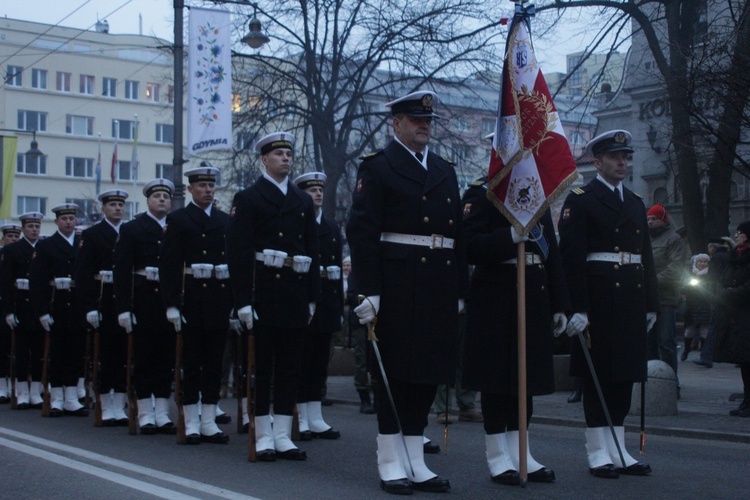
[357,294,379,341]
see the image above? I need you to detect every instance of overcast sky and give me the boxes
[2,0,605,75]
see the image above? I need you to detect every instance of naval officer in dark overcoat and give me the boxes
[346,90,467,495]
[160,165,232,444]
[558,130,658,478]
[29,203,88,417]
[226,132,320,461]
[461,177,569,485]
[293,171,343,441]
[113,178,176,434]
[76,189,129,426]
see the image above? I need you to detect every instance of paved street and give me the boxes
[1,353,749,499]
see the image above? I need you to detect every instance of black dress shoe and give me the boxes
[380,478,413,495]
[321,398,333,406]
[31,402,43,410]
[256,449,276,462]
[693,360,713,368]
[412,476,450,493]
[16,403,30,410]
[618,462,652,475]
[116,418,130,427]
[299,430,313,441]
[528,467,556,483]
[64,408,89,417]
[242,423,249,434]
[589,464,619,478]
[567,389,582,403]
[423,442,441,454]
[102,418,117,427]
[215,414,232,424]
[0,396,11,404]
[201,432,230,444]
[158,422,177,434]
[312,428,341,440]
[48,408,64,418]
[491,470,520,485]
[276,448,307,460]
[140,424,158,435]
[185,433,201,445]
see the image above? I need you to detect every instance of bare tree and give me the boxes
[542,0,750,251]
[224,0,506,219]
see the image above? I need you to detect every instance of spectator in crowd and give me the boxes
[681,254,711,361]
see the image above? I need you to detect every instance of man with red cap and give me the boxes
[646,203,685,395]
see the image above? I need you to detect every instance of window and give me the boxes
[453,145,470,163]
[17,110,48,132]
[146,83,160,102]
[66,198,98,223]
[112,119,135,140]
[117,160,137,182]
[6,65,23,86]
[65,157,95,178]
[56,71,71,92]
[16,154,47,175]
[125,80,139,100]
[103,77,116,97]
[155,123,174,144]
[236,132,256,151]
[66,115,94,136]
[455,118,469,132]
[124,201,138,220]
[482,119,495,133]
[32,69,47,89]
[156,163,174,179]
[79,74,94,94]
[167,85,174,104]
[17,196,46,214]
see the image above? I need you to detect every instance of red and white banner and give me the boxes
[487,11,578,233]
[188,7,232,155]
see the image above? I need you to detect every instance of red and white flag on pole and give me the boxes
[487,5,578,233]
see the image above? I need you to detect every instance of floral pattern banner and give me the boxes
[188,7,232,155]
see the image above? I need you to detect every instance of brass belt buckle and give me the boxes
[620,252,632,265]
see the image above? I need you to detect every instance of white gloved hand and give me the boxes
[552,312,568,337]
[308,302,316,324]
[646,312,657,333]
[354,295,380,324]
[5,313,19,329]
[40,314,54,332]
[118,312,136,334]
[238,305,258,330]
[166,307,185,333]
[510,226,529,244]
[229,318,242,332]
[458,299,465,314]
[86,310,102,329]
[566,312,589,337]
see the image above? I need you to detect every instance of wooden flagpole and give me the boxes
[517,239,528,487]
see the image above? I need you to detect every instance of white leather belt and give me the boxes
[255,252,294,268]
[587,252,642,265]
[502,253,543,266]
[134,269,160,282]
[380,232,454,250]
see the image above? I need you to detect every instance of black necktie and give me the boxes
[415,152,424,162]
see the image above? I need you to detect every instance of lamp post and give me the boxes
[0,128,44,158]
[171,0,270,209]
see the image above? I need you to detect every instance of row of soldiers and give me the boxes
[0,131,343,461]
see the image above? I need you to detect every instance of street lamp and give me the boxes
[0,128,44,158]
[171,0,270,209]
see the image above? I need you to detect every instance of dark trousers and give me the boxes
[254,324,305,416]
[98,320,127,393]
[15,322,44,380]
[582,378,633,427]
[481,392,533,434]
[0,323,9,374]
[298,327,334,402]
[375,378,436,435]
[49,326,86,387]
[134,325,175,399]
[181,326,226,405]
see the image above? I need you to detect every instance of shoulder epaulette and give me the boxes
[633,191,642,199]
[572,187,585,195]
[470,179,486,187]
[440,155,456,166]
[359,151,381,161]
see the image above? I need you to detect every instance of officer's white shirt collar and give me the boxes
[23,237,38,248]
[146,210,167,228]
[394,137,428,170]
[190,200,213,216]
[596,174,623,198]
[263,172,289,195]
[315,211,322,224]
[104,218,122,234]
[57,230,75,246]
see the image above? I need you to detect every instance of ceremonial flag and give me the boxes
[187,7,232,154]
[95,133,102,195]
[0,135,18,218]
[111,120,119,185]
[130,115,139,186]
[486,4,578,233]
